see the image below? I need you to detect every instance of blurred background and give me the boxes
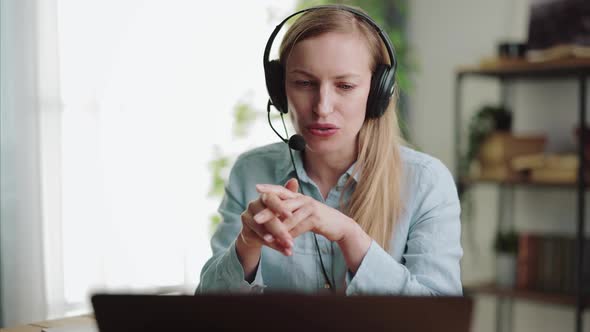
[1,0,589,331]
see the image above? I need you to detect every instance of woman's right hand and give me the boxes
[238,179,300,256]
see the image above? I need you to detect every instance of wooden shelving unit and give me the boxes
[464,283,589,308]
[457,57,590,78]
[454,57,589,332]
[461,177,589,189]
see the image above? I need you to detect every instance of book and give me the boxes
[511,153,578,172]
[478,133,547,167]
[530,168,584,184]
[517,233,540,289]
[527,0,590,62]
[562,237,575,293]
[527,44,590,62]
[520,234,589,293]
[511,154,547,171]
[478,164,524,182]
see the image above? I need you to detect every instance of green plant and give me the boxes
[460,104,513,176]
[459,104,512,222]
[493,230,519,255]
[207,97,262,229]
[459,105,512,255]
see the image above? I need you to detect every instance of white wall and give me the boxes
[408,1,590,331]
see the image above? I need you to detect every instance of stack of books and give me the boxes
[527,0,590,62]
[517,233,590,293]
[511,153,584,184]
[476,132,547,181]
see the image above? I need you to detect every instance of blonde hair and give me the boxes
[279,6,405,250]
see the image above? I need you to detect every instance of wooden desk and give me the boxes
[1,315,95,332]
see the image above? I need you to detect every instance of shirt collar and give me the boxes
[275,147,360,185]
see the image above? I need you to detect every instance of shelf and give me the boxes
[460,177,588,189]
[456,57,590,79]
[455,55,589,332]
[464,282,589,308]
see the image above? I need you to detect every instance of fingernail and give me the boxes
[263,234,274,242]
[253,213,263,223]
[280,238,293,248]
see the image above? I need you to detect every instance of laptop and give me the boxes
[92,293,473,332]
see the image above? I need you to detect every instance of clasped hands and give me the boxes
[239,178,353,256]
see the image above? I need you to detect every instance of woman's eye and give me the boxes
[295,80,312,87]
[338,83,354,90]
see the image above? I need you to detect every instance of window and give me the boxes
[52,0,295,315]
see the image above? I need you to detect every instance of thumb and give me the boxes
[284,178,299,193]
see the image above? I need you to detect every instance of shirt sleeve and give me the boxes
[195,157,266,294]
[345,158,463,296]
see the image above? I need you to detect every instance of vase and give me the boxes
[496,253,516,288]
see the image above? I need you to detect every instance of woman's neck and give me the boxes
[303,147,356,194]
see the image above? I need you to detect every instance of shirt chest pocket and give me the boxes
[291,232,321,255]
[261,246,320,291]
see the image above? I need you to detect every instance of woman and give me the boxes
[196,5,462,295]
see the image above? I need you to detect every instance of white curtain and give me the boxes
[1,0,296,327]
[1,0,61,327]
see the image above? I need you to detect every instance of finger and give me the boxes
[241,223,292,256]
[282,204,313,230]
[246,197,295,249]
[254,198,306,225]
[244,228,292,256]
[288,219,314,239]
[256,184,298,199]
[252,208,276,225]
[241,210,277,244]
[264,217,294,248]
[260,193,292,219]
[264,239,292,256]
[247,198,266,215]
[245,203,293,248]
[284,178,299,193]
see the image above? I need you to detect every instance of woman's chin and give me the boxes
[304,138,340,154]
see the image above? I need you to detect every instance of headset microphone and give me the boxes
[288,134,306,151]
[266,100,307,152]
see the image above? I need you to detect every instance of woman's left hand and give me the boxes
[254,182,353,242]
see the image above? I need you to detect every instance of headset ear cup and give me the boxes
[266,60,288,114]
[366,64,395,119]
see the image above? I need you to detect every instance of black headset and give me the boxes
[263,4,398,119]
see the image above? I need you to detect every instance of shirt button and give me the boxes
[324,283,331,289]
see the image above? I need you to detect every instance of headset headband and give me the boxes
[263,5,397,74]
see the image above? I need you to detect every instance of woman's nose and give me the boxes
[314,84,333,117]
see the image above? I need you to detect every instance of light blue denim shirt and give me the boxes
[196,142,463,295]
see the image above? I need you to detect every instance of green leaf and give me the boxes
[233,102,258,138]
[207,146,231,198]
[209,214,222,234]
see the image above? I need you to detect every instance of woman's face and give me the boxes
[285,31,373,156]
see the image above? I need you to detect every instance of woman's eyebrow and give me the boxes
[288,69,316,78]
[288,68,361,79]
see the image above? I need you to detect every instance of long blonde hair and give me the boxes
[279,6,404,250]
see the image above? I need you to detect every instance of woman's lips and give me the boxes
[307,125,339,137]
